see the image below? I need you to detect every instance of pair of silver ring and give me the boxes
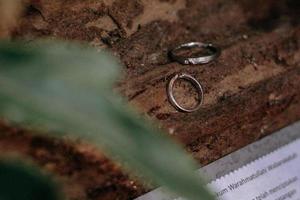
[167,42,220,113]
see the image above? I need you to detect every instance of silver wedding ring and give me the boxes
[170,42,220,65]
[167,73,204,113]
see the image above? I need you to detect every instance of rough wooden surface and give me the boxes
[1,0,299,200]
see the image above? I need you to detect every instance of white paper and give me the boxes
[208,139,300,200]
[137,138,300,200]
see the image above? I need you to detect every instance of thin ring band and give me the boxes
[169,42,220,65]
[167,73,204,113]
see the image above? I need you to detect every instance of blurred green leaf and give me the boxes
[0,159,62,200]
[0,41,214,200]
[0,41,120,91]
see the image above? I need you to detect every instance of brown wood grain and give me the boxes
[1,0,299,199]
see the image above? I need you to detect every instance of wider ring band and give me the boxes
[167,73,204,113]
[169,42,220,65]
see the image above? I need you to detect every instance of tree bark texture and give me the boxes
[0,0,299,199]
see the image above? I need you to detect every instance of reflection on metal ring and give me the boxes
[167,73,204,113]
[169,42,220,65]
